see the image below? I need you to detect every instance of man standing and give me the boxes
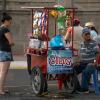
[64,19,83,50]
[64,19,83,63]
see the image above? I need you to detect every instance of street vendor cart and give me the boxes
[22,6,79,96]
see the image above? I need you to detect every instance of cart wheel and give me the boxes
[63,74,78,93]
[31,66,47,95]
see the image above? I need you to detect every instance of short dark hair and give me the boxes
[1,12,12,23]
[73,19,80,26]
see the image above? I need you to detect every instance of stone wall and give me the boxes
[0,0,100,54]
[1,0,56,54]
[73,0,100,31]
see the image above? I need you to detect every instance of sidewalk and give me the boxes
[10,55,27,69]
[3,55,100,100]
[13,54,27,61]
[10,61,27,69]
[6,55,30,86]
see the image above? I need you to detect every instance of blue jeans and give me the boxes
[74,62,96,89]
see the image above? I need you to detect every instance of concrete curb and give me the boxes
[10,61,27,69]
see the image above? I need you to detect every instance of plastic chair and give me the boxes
[92,70,100,93]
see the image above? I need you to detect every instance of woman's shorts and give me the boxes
[0,51,13,62]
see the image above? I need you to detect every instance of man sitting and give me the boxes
[74,28,100,93]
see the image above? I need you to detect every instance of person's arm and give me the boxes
[64,32,70,41]
[64,27,72,42]
[5,32,14,46]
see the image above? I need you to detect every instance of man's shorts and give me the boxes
[0,51,13,61]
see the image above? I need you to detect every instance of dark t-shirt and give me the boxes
[0,26,11,52]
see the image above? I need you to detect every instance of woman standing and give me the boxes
[0,13,14,95]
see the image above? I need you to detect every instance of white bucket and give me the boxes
[29,38,41,48]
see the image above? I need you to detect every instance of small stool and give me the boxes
[92,70,100,93]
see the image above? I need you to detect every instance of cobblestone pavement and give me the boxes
[1,55,100,100]
[0,86,100,100]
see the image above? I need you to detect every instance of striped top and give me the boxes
[79,40,100,63]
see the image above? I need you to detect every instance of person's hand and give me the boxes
[93,60,98,66]
[10,43,15,46]
[64,38,67,43]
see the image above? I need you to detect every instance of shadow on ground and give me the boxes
[0,86,100,100]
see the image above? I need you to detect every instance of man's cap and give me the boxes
[82,28,90,35]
